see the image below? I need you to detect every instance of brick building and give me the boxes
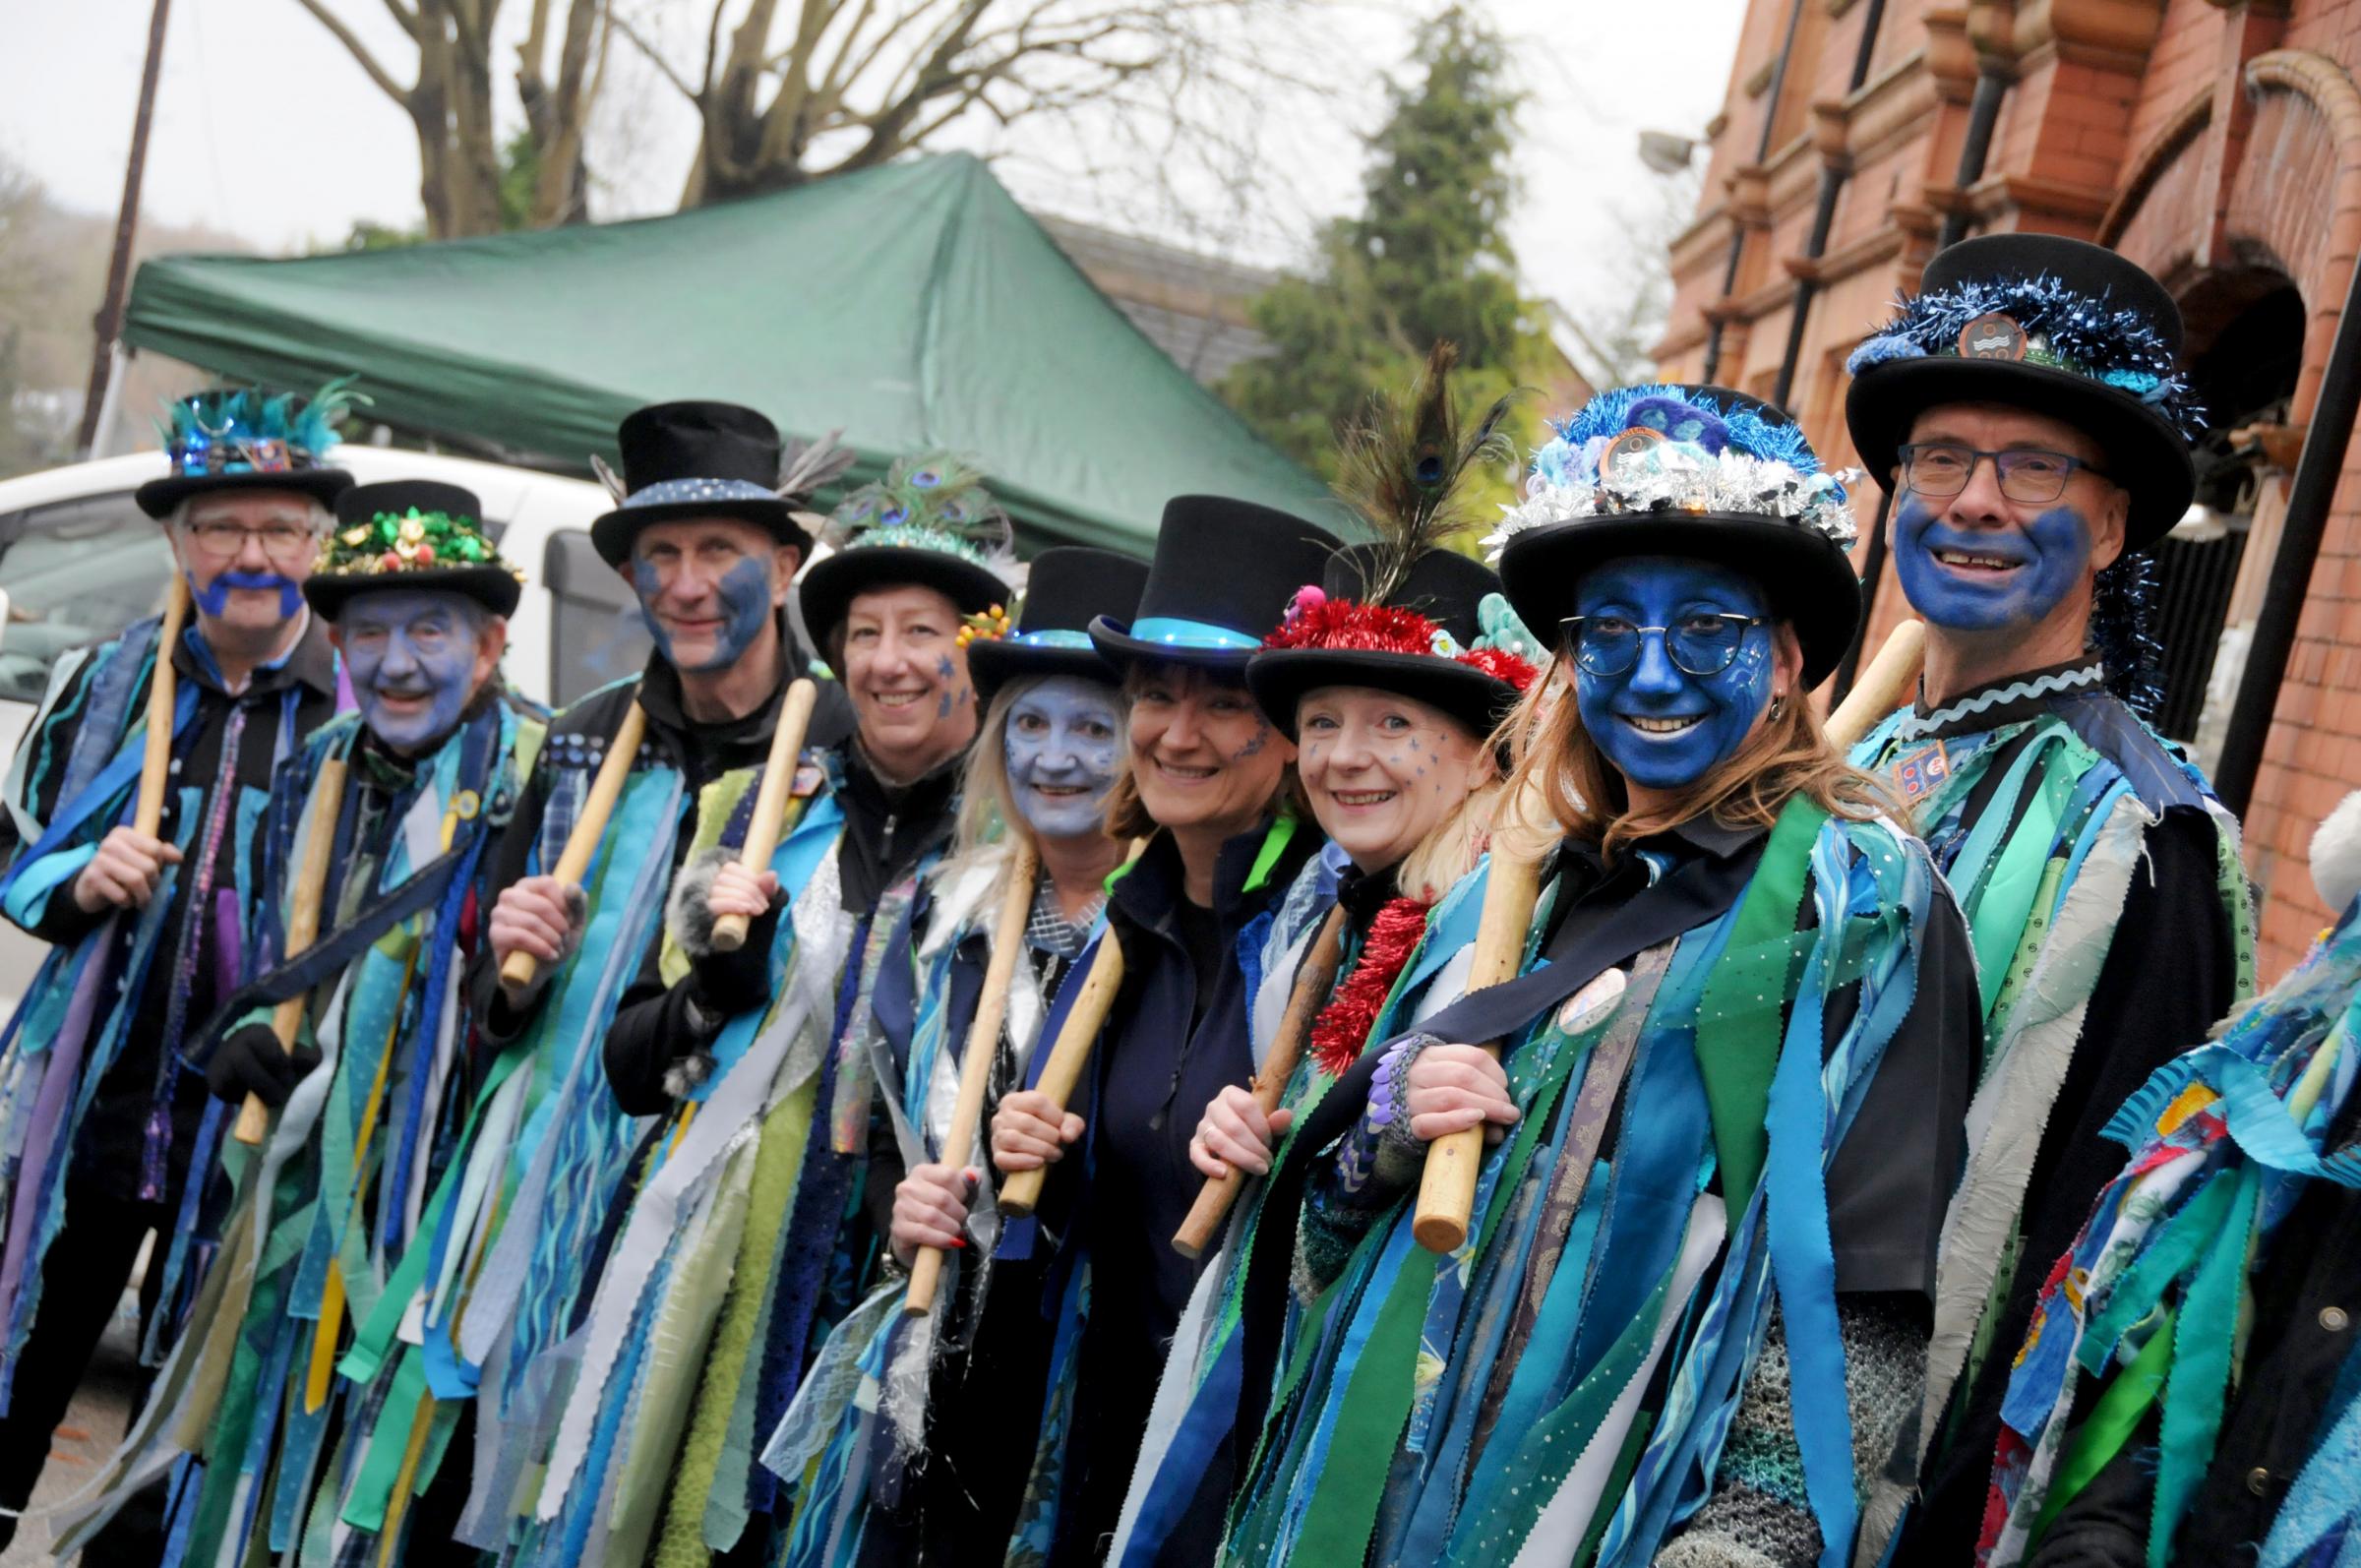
[1658,0,2361,980]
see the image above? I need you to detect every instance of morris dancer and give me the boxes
[1843,236,2254,1558]
[0,384,351,1554]
[987,497,1336,1563]
[1217,386,1977,1567]
[55,481,534,1564]
[523,454,1012,1565]
[769,544,1148,1564]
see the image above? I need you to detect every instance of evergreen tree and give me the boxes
[1224,6,1548,487]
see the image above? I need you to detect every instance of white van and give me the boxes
[0,447,657,1006]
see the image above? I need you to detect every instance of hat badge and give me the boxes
[1959,311,2029,361]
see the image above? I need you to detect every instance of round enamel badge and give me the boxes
[1959,312,2028,361]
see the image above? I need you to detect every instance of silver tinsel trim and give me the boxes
[1484,450,1860,563]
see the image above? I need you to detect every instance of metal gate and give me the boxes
[2151,524,2250,741]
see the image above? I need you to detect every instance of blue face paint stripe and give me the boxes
[1893,495,2093,633]
[191,569,304,619]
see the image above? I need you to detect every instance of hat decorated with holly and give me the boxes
[306,480,525,619]
[135,378,358,518]
[1488,384,1863,687]
[1845,233,2201,548]
[588,400,853,568]
[965,546,1149,706]
[1247,344,1544,741]
[798,453,1015,650]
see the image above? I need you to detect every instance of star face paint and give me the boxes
[1572,558,1774,793]
[1297,685,1483,874]
[337,588,487,754]
[1003,675,1122,840]
[1893,494,2092,633]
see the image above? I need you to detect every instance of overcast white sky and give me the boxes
[4,0,1745,322]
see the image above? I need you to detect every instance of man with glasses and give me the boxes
[1840,236,2252,1562]
[0,384,352,1556]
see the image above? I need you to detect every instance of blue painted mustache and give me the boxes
[194,570,304,618]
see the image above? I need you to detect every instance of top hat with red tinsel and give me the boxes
[1248,544,1541,742]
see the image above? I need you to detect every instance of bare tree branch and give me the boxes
[608,8,704,102]
[292,0,413,101]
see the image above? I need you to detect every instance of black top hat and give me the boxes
[135,382,356,518]
[967,546,1149,706]
[1247,546,1534,741]
[589,401,817,567]
[1846,234,2201,548]
[1494,385,1863,687]
[306,480,525,620]
[1088,496,1341,675]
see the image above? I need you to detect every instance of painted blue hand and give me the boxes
[192,569,303,619]
[1573,558,1774,792]
[1893,495,2091,633]
[1005,674,1122,840]
[338,588,486,754]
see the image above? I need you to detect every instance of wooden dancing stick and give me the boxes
[1825,619,1927,750]
[132,574,190,840]
[499,701,648,991]
[904,839,1040,1317]
[710,678,819,952]
[1407,617,1929,1253]
[1171,904,1349,1259]
[996,839,1147,1221]
[232,754,347,1146]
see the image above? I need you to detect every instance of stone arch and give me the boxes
[2232,50,2361,422]
[2100,89,2212,266]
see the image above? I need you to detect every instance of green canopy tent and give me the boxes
[119,152,1343,555]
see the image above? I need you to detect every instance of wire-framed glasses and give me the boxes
[1560,613,1767,678]
[1897,442,2105,505]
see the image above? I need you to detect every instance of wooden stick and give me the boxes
[904,839,1039,1317]
[1825,619,1927,750]
[133,575,190,840]
[1406,618,1929,1253]
[711,678,819,952]
[232,754,347,1146]
[996,839,1147,1221]
[1171,904,1349,1259]
[1410,846,1545,1253]
[499,701,647,990]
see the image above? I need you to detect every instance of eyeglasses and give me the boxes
[1897,442,2106,505]
[1560,613,1766,678]
[182,518,319,564]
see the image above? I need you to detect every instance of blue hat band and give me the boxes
[1011,630,1094,649]
[624,477,780,509]
[1126,617,1260,650]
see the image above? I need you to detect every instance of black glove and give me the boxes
[206,1022,323,1110]
[688,897,784,1021]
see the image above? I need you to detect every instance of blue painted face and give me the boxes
[1004,674,1122,840]
[338,589,488,754]
[631,546,776,673]
[1572,558,1776,793]
[1893,494,2093,633]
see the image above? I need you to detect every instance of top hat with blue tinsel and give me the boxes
[1487,385,1863,687]
[797,453,1016,651]
[1846,234,2201,548]
[135,380,357,519]
[965,546,1150,706]
[1087,496,1341,675]
[307,480,526,621]
[589,401,851,568]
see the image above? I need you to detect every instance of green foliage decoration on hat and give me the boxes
[315,507,523,584]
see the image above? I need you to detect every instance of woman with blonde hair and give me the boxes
[764,545,1147,1564]
[1207,386,1981,1568]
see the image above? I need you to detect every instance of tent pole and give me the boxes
[77,0,172,458]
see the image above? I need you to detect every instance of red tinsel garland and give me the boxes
[1309,896,1433,1077]
[1262,596,1442,657]
[1455,644,1542,694]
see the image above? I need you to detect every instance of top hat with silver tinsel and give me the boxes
[1487,384,1862,687]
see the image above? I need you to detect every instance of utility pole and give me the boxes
[76,0,173,456]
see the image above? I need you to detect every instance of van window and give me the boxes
[542,529,652,706]
[0,493,175,704]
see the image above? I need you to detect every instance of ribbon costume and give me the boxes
[1205,387,1980,1567]
[0,384,353,1554]
[56,481,541,1564]
[515,446,1009,1565]
[1842,237,2257,1557]
[1977,791,2361,1566]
